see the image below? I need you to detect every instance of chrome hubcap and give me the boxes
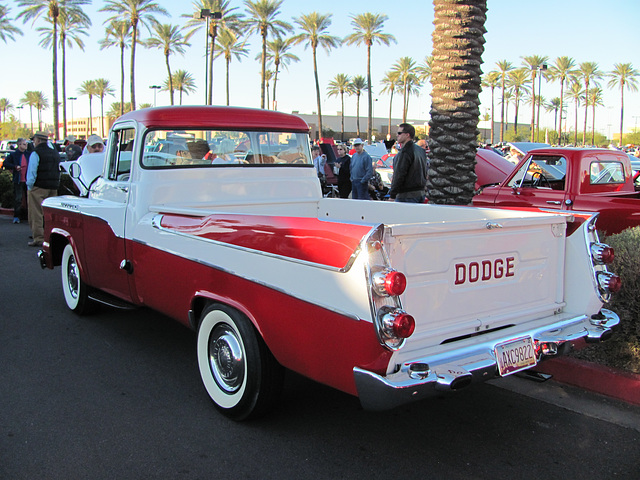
[67,255,79,299]
[209,324,244,393]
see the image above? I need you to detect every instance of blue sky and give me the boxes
[1,0,639,138]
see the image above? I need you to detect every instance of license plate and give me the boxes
[494,336,537,376]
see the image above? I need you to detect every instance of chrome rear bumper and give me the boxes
[353,309,619,411]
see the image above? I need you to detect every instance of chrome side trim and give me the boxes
[353,309,619,411]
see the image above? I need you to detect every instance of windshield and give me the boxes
[508,154,567,188]
[142,129,311,168]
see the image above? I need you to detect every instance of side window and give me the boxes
[590,161,625,185]
[107,128,135,181]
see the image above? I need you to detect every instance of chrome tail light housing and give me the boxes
[585,215,621,302]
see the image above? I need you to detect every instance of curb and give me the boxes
[533,356,640,406]
[0,207,12,216]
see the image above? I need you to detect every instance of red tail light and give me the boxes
[381,309,415,339]
[372,270,407,297]
[597,272,622,293]
[591,243,615,265]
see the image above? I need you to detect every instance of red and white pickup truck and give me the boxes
[39,107,620,420]
[474,146,640,235]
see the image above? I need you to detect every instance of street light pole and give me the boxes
[200,9,211,105]
[67,97,76,137]
[149,86,161,107]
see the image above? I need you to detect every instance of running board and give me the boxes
[89,291,137,310]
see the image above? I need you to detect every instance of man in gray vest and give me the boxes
[26,131,60,247]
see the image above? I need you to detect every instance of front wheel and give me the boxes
[61,243,94,315]
[197,303,284,421]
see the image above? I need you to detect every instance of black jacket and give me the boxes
[389,140,427,197]
[33,142,61,190]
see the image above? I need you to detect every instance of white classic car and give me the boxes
[39,106,620,420]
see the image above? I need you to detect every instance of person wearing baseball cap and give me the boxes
[26,131,60,247]
[83,134,105,154]
[349,138,373,200]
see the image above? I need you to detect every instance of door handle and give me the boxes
[117,186,129,193]
[546,201,561,205]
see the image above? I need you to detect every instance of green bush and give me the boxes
[0,169,13,208]
[572,227,640,374]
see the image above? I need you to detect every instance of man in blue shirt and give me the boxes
[349,139,372,200]
[26,132,60,247]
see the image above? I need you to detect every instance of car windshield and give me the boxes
[508,154,567,188]
[142,129,311,168]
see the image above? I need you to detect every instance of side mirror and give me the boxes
[69,162,82,179]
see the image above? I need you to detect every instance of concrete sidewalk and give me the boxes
[1,206,638,406]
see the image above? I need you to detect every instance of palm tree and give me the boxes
[166,69,197,105]
[495,60,514,142]
[503,90,513,132]
[416,55,433,84]
[21,91,40,133]
[146,23,189,106]
[482,71,500,144]
[547,56,576,145]
[183,0,243,106]
[344,13,395,143]
[32,91,49,131]
[327,73,351,141]
[545,97,562,134]
[577,62,602,145]
[106,101,132,120]
[0,98,13,123]
[264,70,273,108]
[214,29,248,106]
[506,69,530,135]
[429,0,487,205]
[607,62,639,147]
[101,0,169,111]
[391,56,420,123]
[0,4,23,42]
[292,12,340,141]
[244,0,292,109]
[350,75,368,139]
[380,70,400,141]
[566,78,584,145]
[264,36,299,110]
[100,20,131,117]
[37,10,90,139]
[522,55,548,142]
[17,0,90,140]
[93,79,115,137]
[78,80,97,136]
[586,87,604,146]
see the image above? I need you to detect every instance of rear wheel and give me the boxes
[197,303,284,421]
[61,243,94,315]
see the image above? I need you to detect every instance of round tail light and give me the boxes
[381,309,415,339]
[591,243,615,265]
[597,272,622,293]
[372,269,407,297]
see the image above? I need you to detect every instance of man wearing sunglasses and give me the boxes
[389,123,428,203]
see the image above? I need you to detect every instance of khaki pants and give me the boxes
[28,186,57,244]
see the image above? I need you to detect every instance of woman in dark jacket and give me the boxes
[335,145,352,198]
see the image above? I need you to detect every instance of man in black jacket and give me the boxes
[389,123,427,203]
[25,132,60,247]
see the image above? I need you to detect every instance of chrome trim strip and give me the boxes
[353,309,619,411]
[151,213,370,274]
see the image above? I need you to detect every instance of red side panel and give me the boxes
[160,214,374,270]
[130,241,392,395]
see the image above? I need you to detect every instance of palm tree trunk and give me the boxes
[166,54,174,105]
[558,79,564,144]
[52,20,59,141]
[530,72,535,142]
[514,98,519,135]
[226,57,230,106]
[119,43,125,116]
[29,106,34,133]
[490,86,495,144]
[574,101,578,145]
[260,29,267,109]
[130,24,137,110]
[356,94,361,138]
[388,89,394,141]
[340,91,345,141]
[583,81,589,145]
[591,102,596,145]
[366,43,372,142]
[208,24,217,106]
[88,97,93,136]
[500,82,505,142]
[62,38,67,139]
[312,47,322,140]
[273,62,280,110]
[619,86,625,146]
